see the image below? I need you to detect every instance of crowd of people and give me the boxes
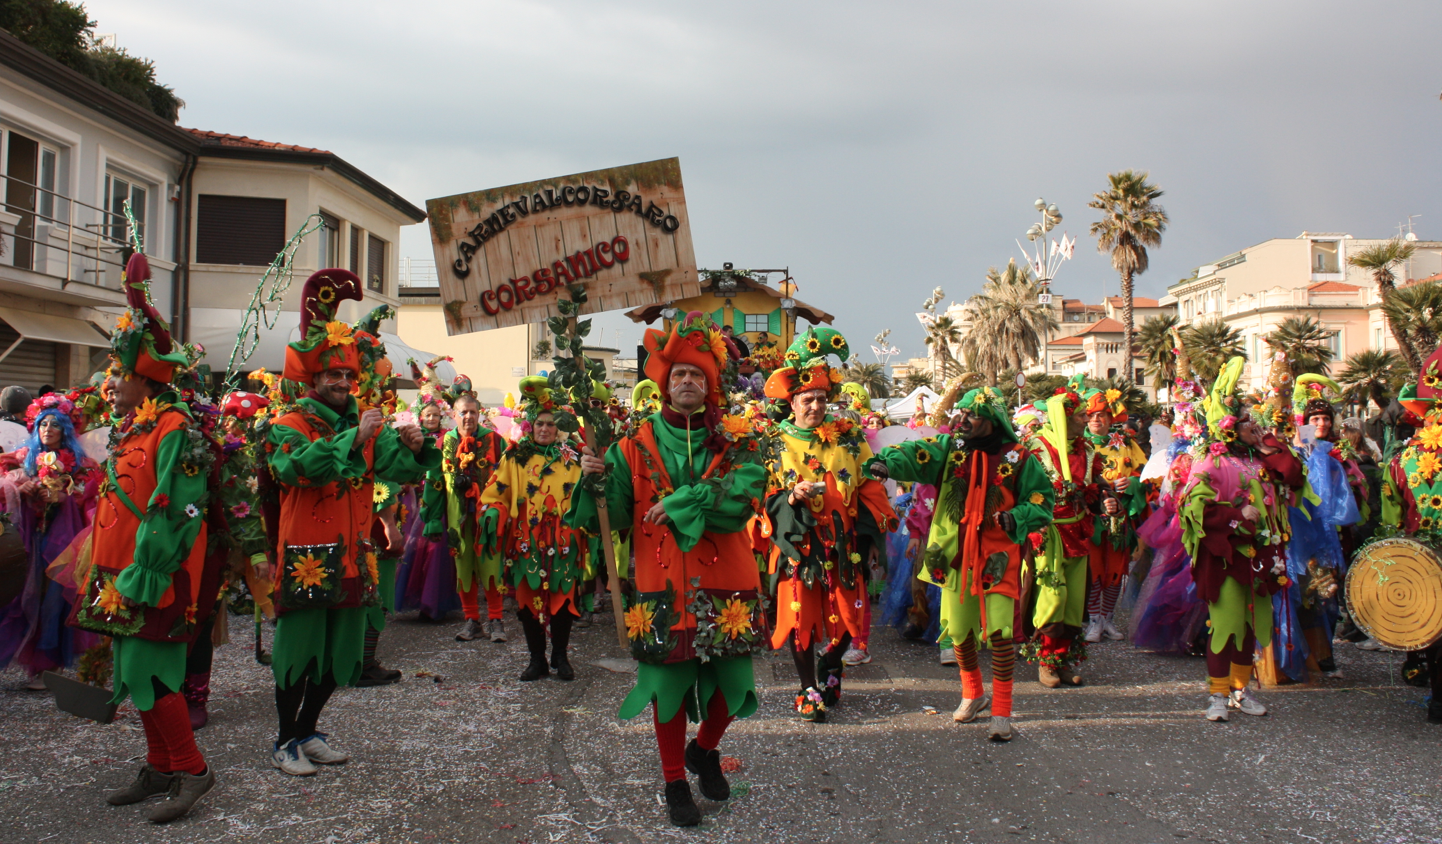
[1,265,1437,828]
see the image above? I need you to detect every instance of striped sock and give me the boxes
[362,625,380,667]
[956,636,983,700]
[1100,584,1121,617]
[990,643,1016,717]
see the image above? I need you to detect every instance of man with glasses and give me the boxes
[264,270,439,776]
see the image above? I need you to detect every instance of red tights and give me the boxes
[139,692,206,775]
[460,583,504,622]
[652,691,734,782]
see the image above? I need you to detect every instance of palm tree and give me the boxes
[842,362,892,399]
[959,259,1059,386]
[924,315,964,381]
[1381,280,1442,361]
[1264,316,1335,376]
[1349,238,1420,371]
[901,371,936,393]
[1088,170,1169,385]
[1182,319,1244,383]
[1137,314,1180,388]
[1337,349,1407,413]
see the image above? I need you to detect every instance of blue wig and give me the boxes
[22,408,86,477]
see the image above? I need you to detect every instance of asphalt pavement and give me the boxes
[1,606,1438,844]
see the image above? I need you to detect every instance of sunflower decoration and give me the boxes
[316,284,337,305]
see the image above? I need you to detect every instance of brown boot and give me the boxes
[1059,665,1085,687]
[1038,665,1061,688]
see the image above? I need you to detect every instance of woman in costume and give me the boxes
[0,394,100,688]
[395,360,465,623]
[478,376,587,681]
[762,328,897,721]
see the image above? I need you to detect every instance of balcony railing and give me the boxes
[1,173,138,291]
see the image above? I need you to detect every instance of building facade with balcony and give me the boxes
[0,30,430,392]
[1165,233,1442,390]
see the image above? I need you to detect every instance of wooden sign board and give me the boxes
[426,157,700,335]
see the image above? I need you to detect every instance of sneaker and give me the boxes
[684,739,731,801]
[107,763,173,805]
[987,715,1013,741]
[952,695,989,723]
[455,619,484,642]
[574,610,593,629]
[1356,637,1384,651]
[664,779,702,827]
[148,767,216,824]
[841,646,871,666]
[298,732,349,765]
[489,619,508,643]
[271,739,318,776]
[1083,618,1103,643]
[1206,694,1230,722]
[1100,617,1125,641]
[1229,687,1267,716]
[939,646,958,666]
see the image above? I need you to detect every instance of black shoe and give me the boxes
[355,663,402,687]
[551,650,575,682]
[684,739,730,801]
[519,656,550,682]
[899,622,924,640]
[107,763,172,805]
[664,779,702,827]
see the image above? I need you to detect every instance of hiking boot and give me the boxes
[355,663,402,687]
[953,695,989,723]
[1206,694,1230,722]
[455,619,484,642]
[550,650,575,682]
[684,739,731,801]
[148,767,215,824]
[987,716,1013,741]
[1038,665,1062,689]
[107,763,172,805]
[1229,687,1267,716]
[664,779,701,827]
[298,732,349,765]
[271,739,317,776]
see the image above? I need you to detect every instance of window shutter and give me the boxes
[768,308,781,334]
[196,196,286,265]
[0,322,57,391]
[711,308,725,327]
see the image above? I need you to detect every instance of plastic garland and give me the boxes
[223,213,327,390]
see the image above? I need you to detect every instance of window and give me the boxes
[196,195,287,265]
[1326,328,1342,357]
[317,211,340,268]
[37,147,57,221]
[105,172,147,249]
[744,312,770,333]
[1375,327,1383,349]
[366,234,386,293]
[1135,368,1145,386]
[1107,367,1117,379]
[3,129,63,269]
[349,226,363,275]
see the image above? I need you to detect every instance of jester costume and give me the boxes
[1025,387,1109,686]
[763,327,897,721]
[1082,388,1148,642]
[568,312,767,826]
[1377,347,1442,723]
[67,254,219,822]
[478,376,587,681]
[1179,357,1306,720]
[265,270,440,773]
[394,361,462,622]
[869,387,1052,740]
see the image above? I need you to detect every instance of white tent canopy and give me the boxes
[881,386,942,421]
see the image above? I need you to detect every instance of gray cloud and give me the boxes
[92,0,1442,359]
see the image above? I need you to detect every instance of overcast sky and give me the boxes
[91,0,1442,361]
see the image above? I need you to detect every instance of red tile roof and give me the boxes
[1106,296,1161,307]
[1063,300,1105,312]
[1409,272,1442,285]
[1078,317,1125,335]
[1305,281,1361,292]
[185,128,331,155]
[1049,335,1085,346]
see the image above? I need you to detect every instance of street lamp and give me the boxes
[1018,197,1075,302]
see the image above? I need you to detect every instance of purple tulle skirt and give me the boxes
[393,488,460,619]
[1130,503,1206,655]
[0,497,97,674]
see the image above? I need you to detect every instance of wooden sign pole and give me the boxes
[581,421,630,651]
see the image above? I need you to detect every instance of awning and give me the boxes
[0,310,110,347]
[379,332,457,386]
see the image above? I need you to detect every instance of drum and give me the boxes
[1346,537,1442,651]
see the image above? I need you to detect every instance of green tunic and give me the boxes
[267,397,439,688]
[110,392,210,711]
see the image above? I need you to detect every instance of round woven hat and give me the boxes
[1346,537,1442,651]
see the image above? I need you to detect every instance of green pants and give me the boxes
[273,606,367,690]
[941,568,1016,646]
[111,636,186,711]
[1033,554,1088,630]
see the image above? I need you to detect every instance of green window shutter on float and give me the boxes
[768,308,782,334]
[712,307,726,328]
